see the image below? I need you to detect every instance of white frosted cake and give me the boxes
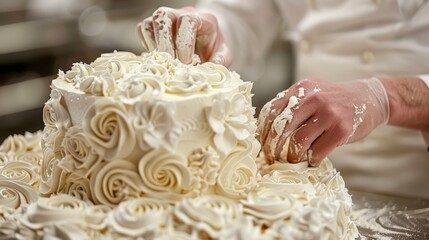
[0,51,358,239]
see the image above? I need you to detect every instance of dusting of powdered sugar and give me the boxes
[154,11,174,54]
[298,87,305,97]
[347,103,366,143]
[270,95,300,157]
[176,15,198,62]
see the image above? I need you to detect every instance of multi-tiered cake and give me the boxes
[0,51,358,239]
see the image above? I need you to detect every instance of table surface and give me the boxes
[350,190,429,239]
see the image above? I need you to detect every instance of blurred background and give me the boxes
[0,0,293,142]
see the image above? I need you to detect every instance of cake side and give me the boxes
[39,51,260,206]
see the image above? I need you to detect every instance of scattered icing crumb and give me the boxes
[313,87,321,92]
[298,87,305,98]
[313,118,318,123]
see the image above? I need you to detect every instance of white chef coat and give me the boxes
[198,0,429,198]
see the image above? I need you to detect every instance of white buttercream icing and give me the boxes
[0,51,358,239]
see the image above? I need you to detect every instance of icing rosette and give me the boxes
[206,93,252,156]
[142,50,182,73]
[61,173,92,202]
[39,148,67,196]
[216,141,258,200]
[260,170,316,202]
[64,62,95,83]
[108,197,170,237]
[83,98,136,161]
[62,126,100,173]
[173,195,243,239]
[115,74,165,105]
[90,160,143,207]
[195,62,232,88]
[85,204,111,230]
[241,187,299,226]
[42,89,71,130]
[21,194,87,230]
[0,180,38,209]
[166,66,210,93]
[188,147,220,194]
[92,58,138,81]
[138,149,193,202]
[41,126,65,154]
[132,101,180,151]
[79,73,116,96]
[10,151,43,168]
[138,61,170,83]
[0,134,33,157]
[0,161,40,188]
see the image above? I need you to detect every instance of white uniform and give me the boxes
[198,0,429,198]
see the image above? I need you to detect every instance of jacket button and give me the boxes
[361,50,375,64]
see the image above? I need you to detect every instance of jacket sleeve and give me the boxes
[196,0,283,71]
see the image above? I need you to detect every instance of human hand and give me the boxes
[136,6,231,66]
[257,78,390,166]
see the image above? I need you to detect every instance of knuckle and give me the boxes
[334,121,351,137]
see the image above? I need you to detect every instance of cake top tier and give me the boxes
[54,51,242,102]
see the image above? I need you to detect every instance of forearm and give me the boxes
[379,76,429,131]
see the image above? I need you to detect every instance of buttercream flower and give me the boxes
[260,170,316,202]
[85,205,111,230]
[84,99,136,161]
[0,180,38,209]
[61,173,92,202]
[0,161,40,188]
[188,146,220,194]
[21,194,87,230]
[115,74,164,104]
[138,149,193,202]
[79,73,116,96]
[216,141,258,200]
[132,101,180,151]
[173,195,243,239]
[11,151,43,168]
[42,89,71,130]
[206,93,252,156]
[62,126,101,173]
[90,160,143,207]
[64,62,94,83]
[166,66,210,93]
[142,51,182,73]
[39,148,67,196]
[196,62,231,88]
[40,126,65,153]
[93,56,143,81]
[241,187,299,226]
[0,134,31,157]
[108,198,170,237]
[138,61,170,82]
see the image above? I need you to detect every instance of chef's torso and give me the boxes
[275,0,429,198]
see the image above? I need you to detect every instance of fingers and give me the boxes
[137,18,156,52]
[285,116,326,163]
[152,7,178,56]
[306,123,349,167]
[262,98,315,164]
[176,14,200,64]
[137,7,229,65]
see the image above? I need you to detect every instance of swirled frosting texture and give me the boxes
[0,51,357,239]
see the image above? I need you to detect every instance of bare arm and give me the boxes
[380,76,429,131]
